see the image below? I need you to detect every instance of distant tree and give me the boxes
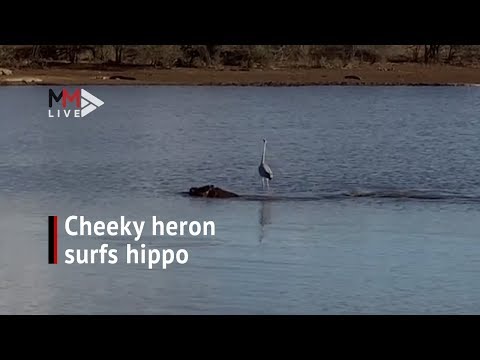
[178,45,214,67]
[424,45,441,64]
[447,45,458,63]
[31,45,40,59]
[408,45,421,62]
[82,45,97,61]
[179,45,197,67]
[113,45,125,64]
[138,45,181,68]
[0,46,16,66]
[204,45,220,66]
[66,45,82,63]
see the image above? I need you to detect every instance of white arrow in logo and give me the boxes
[80,89,104,117]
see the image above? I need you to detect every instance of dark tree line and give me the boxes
[1,45,478,68]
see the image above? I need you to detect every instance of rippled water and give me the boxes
[1,85,480,314]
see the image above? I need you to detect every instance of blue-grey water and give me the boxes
[1,85,480,314]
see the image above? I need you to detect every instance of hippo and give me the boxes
[189,185,239,198]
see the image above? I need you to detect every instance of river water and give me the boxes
[1,85,479,314]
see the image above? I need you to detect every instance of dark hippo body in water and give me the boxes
[189,185,239,198]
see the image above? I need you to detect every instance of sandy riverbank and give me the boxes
[1,63,480,86]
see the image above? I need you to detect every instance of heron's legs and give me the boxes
[266,179,270,189]
[261,177,264,188]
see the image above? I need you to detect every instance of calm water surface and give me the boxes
[1,85,479,314]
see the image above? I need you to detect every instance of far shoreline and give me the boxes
[1,63,480,87]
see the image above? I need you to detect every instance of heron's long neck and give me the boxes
[261,142,266,163]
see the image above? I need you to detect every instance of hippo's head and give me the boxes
[189,185,214,196]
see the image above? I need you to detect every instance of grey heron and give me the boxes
[258,138,273,188]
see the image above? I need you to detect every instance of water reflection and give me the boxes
[258,201,271,243]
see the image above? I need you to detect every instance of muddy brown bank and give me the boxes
[1,64,480,86]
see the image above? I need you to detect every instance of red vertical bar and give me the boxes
[54,216,58,264]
